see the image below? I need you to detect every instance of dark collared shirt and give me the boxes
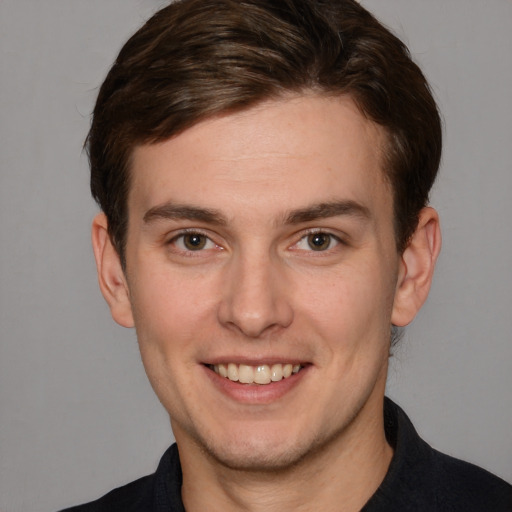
[61,398,512,511]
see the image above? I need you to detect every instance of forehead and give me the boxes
[129,95,391,221]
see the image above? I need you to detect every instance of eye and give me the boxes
[171,232,217,252]
[295,232,340,252]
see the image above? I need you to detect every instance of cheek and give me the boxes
[128,265,220,353]
[296,264,395,347]
[128,271,214,408]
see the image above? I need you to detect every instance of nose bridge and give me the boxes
[218,244,293,337]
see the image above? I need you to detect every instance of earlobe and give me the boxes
[91,213,134,328]
[391,207,441,327]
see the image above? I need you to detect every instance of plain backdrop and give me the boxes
[1,1,511,510]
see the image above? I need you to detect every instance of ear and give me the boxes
[91,213,134,328]
[391,207,441,327]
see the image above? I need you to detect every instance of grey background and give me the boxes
[1,1,511,510]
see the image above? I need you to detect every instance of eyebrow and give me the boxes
[284,200,371,225]
[142,199,370,227]
[143,202,228,225]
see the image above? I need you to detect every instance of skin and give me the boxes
[93,95,441,511]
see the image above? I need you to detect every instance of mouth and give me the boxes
[207,363,303,385]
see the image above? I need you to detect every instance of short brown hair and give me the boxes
[88,0,442,265]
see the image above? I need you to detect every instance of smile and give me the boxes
[210,363,303,385]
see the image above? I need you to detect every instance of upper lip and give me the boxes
[203,357,309,366]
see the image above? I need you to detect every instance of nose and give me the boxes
[217,251,294,338]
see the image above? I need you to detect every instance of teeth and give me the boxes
[271,364,283,382]
[227,363,238,381]
[254,365,271,384]
[238,364,254,384]
[212,363,303,385]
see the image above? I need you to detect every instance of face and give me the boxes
[113,96,405,471]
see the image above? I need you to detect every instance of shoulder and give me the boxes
[365,399,512,511]
[429,448,512,511]
[58,474,154,512]
[58,444,184,512]
[59,474,154,512]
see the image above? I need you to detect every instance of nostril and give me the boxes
[216,260,294,336]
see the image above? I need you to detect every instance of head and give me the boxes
[88,0,442,267]
[89,0,442,478]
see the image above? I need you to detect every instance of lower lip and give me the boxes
[203,365,309,405]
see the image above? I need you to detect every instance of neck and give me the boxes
[178,393,392,512]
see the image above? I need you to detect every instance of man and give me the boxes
[63,0,512,510]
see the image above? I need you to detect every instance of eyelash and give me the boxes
[166,228,344,256]
[292,230,343,253]
[167,229,221,254]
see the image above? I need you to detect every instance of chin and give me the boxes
[189,421,338,473]
[205,440,311,472]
